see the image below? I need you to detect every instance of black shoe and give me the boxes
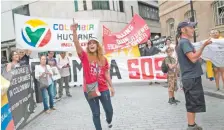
[67,94,72,97]
[168,98,177,105]
[55,96,62,100]
[173,97,180,103]
[105,119,113,128]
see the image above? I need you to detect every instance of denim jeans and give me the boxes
[52,80,57,97]
[84,90,113,130]
[41,84,54,110]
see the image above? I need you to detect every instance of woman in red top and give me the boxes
[71,23,115,130]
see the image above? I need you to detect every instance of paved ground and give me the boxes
[22,83,224,130]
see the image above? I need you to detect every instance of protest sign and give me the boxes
[30,55,167,87]
[193,38,224,67]
[7,66,34,130]
[1,76,15,130]
[103,24,141,58]
[14,14,99,51]
[103,14,150,54]
[151,36,167,50]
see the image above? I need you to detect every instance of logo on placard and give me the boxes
[21,19,51,47]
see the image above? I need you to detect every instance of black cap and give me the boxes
[177,21,197,29]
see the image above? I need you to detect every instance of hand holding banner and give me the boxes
[193,38,224,67]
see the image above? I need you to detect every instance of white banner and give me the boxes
[30,55,167,86]
[15,14,99,51]
[194,38,224,67]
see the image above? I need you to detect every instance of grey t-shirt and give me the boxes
[176,38,203,79]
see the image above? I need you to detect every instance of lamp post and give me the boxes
[190,0,197,42]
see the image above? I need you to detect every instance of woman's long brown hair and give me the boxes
[86,42,106,66]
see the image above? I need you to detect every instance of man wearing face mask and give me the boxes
[176,21,212,130]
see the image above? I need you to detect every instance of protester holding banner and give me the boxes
[165,47,180,105]
[176,21,212,130]
[6,51,20,73]
[35,55,56,113]
[142,39,161,85]
[18,49,31,66]
[57,52,72,98]
[210,30,224,91]
[71,22,115,130]
[142,39,161,56]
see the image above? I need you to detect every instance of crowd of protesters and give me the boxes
[1,49,73,114]
[141,28,223,108]
[1,20,223,130]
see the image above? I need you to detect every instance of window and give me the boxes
[166,18,175,38]
[184,10,197,22]
[74,0,78,12]
[12,4,30,16]
[1,48,9,62]
[1,50,7,59]
[92,1,109,10]
[83,0,87,10]
[131,6,134,17]
[138,2,159,21]
[119,0,124,12]
[212,1,224,26]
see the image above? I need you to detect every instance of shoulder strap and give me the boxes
[96,64,99,79]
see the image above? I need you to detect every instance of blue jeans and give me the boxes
[52,81,57,97]
[41,84,54,110]
[84,90,113,130]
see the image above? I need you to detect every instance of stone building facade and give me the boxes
[159,0,224,41]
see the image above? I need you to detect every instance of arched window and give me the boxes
[166,18,175,38]
[184,10,197,22]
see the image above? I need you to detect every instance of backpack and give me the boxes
[161,57,169,73]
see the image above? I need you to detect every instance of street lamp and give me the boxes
[190,0,197,42]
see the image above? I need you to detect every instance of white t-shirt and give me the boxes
[35,65,53,85]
